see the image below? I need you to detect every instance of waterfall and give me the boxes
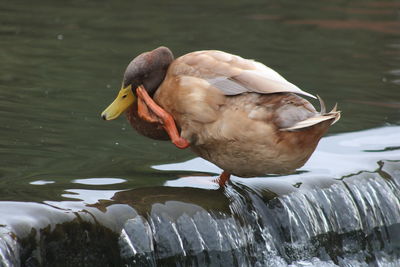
[119,160,400,266]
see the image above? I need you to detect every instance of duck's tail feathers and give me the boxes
[281,96,341,131]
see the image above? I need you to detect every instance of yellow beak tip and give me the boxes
[101,111,113,121]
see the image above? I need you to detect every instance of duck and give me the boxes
[101,46,340,186]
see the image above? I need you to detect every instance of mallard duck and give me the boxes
[101,47,340,186]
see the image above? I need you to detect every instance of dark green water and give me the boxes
[0,0,400,266]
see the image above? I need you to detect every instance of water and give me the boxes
[0,0,400,266]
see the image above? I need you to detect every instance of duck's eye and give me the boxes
[122,95,127,99]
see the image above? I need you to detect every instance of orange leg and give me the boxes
[217,171,231,187]
[136,86,190,149]
[137,94,159,123]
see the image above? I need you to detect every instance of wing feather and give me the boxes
[173,50,316,98]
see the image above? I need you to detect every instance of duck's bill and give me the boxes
[101,84,135,120]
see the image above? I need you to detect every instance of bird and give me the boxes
[101,46,340,187]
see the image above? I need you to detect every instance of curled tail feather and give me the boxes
[281,96,341,131]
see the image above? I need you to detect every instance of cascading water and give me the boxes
[0,228,20,267]
[118,160,400,266]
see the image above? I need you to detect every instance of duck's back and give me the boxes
[167,50,315,98]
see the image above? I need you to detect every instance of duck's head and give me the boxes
[101,46,174,120]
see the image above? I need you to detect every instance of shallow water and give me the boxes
[0,0,400,266]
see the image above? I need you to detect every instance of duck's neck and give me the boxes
[125,101,169,141]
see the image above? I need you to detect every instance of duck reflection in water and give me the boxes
[101,47,340,187]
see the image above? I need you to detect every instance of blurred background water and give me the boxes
[0,0,399,266]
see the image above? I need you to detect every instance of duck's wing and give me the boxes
[172,50,316,99]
